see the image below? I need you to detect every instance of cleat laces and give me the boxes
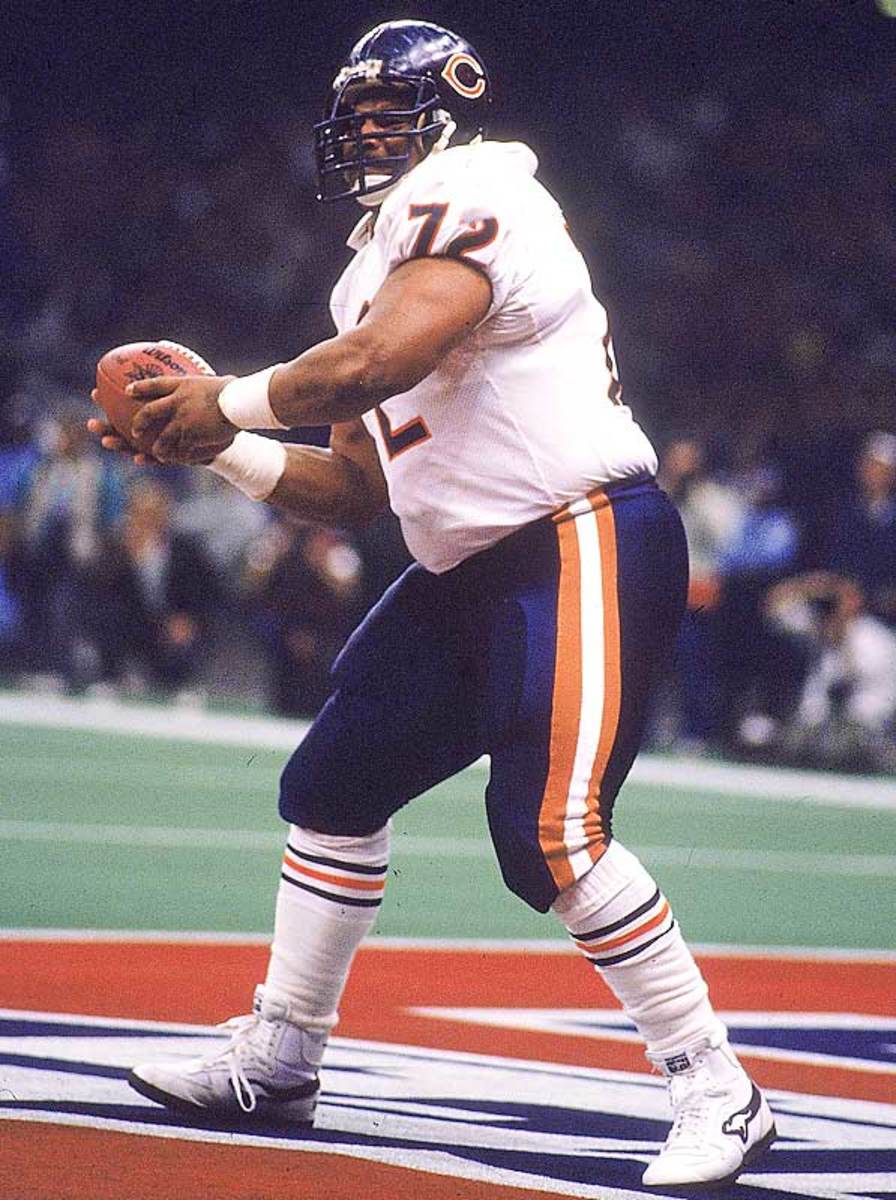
[664,1067,718,1149]
[199,1013,270,1114]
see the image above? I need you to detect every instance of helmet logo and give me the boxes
[440,52,486,100]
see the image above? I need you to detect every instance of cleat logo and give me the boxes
[663,1052,693,1075]
[722,1084,762,1144]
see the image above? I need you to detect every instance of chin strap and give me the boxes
[430,116,457,155]
[355,179,398,209]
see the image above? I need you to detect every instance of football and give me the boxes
[94,340,215,451]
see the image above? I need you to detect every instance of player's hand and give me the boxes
[86,399,160,465]
[128,375,237,465]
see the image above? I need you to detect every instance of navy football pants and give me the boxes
[280,478,688,912]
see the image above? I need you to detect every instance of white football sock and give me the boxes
[552,840,726,1058]
[263,823,390,1033]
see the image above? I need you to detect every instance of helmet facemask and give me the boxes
[314,75,451,204]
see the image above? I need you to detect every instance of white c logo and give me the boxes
[440,52,486,100]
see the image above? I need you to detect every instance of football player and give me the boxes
[93,20,775,1188]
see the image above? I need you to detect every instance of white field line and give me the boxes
[1,928,895,962]
[2,689,896,809]
[0,820,486,858]
[629,755,896,809]
[0,691,309,751]
[0,818,893,877]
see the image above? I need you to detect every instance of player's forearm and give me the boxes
[274,327,410,426]
[215,328,423,433]
[269,443,386,528]
[207,434,386,530]
[217,259,490,434]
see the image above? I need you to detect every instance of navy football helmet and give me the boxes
[314,20,492,203]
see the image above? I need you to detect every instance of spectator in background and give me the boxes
[655,437,744,750]
[820,432,896,625]
[242,517,364,717]
[174,467,271,591]
[91,480,219,697]
[0,356,39,512]
[0,510,27,679]
[0,359,37,682]
[764,570,896,773]
[18,411,127,690]
[718,465,799,581]
[715,464,802,748]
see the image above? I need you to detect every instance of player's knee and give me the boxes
[277,779,305,826]
[278,757,385,836]
[278,781,342,831]
[494,853,555,914]
[278,751,322,826]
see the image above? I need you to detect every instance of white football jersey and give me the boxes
[329,140,657,573]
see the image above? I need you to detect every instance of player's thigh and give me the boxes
[485,482,688,911]
[279,564,484,834]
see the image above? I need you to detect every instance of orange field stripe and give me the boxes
[538,517,582,891]
[575,900,671,955]
[282,852,385,892]
[2,940,894,1104]
[5,1122,557,1200]
[4,940,895,1013]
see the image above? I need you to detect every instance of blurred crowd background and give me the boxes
[1,0,895,773]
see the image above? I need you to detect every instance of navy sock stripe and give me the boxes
[280,872,383,908]
[572,888,662,943]
[285,843,388,877]
[586,920,675,967]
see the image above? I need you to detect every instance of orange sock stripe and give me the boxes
[575,899,671,955]
[282,852,386,893]
[584,501,620,858]
[538,516,583,892]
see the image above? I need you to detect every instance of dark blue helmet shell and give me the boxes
[314,20,492,203]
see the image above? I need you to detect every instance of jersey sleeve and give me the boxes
[380,162,521,313]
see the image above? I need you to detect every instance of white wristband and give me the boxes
[217,365,289,431]
[205,431,287,501]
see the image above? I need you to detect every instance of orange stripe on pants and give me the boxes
[538,515,582,892]
[584,499,620,862]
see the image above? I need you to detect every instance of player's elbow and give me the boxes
[338,489,389,531]
[333,460,389,531]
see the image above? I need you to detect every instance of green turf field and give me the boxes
[1,706,895,948]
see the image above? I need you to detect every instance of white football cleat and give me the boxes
[128,986,325,1125]
[642,1038,776,1189]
